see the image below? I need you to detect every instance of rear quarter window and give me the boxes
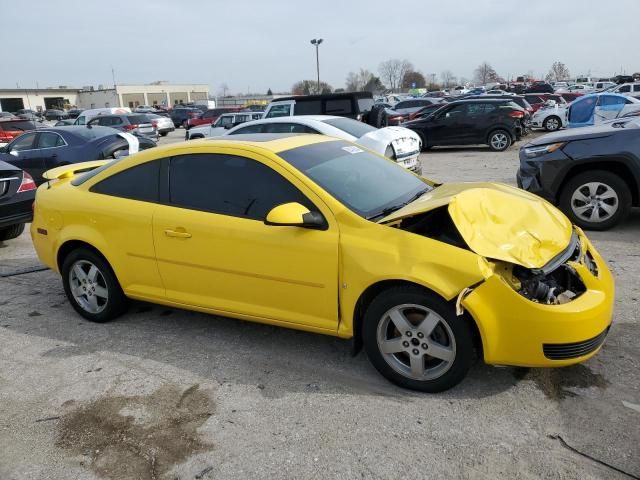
[293,100,322,115]
[324,99,353,115]
[89,160,159,202]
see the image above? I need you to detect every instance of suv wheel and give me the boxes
[559,170,631,230]
[488,130,512,151]
[362,286,475,393]
[0,224,25,241]
[61,248,128,322]
[543,116,561,131]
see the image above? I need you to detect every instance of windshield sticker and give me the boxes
[342,146,363,154]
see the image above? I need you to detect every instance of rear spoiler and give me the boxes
[42,160,110,181]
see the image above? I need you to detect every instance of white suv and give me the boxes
[610,83,640,99]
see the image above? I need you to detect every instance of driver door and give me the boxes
[152,150,340,331]
[595,95,626,123]
[1,132,41,182]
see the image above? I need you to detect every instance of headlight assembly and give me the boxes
[523,142,566,158]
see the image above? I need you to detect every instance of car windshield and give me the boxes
[322,117,377,138]
[279,140,430,220]
[67,126,119,140]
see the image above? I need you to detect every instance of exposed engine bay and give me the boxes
[395,207,589,305]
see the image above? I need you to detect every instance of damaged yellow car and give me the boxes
[31,134,614,392]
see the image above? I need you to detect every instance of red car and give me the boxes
[559,92,584,103]
[0,118,37,144]
[524,93,568,112]
[186,107,246,129]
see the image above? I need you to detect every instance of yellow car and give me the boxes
[31,134,614,392]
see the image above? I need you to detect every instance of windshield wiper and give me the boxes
[367,187,431,221]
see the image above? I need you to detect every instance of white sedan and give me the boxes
[195,115,423,173]
[530,102,568,131]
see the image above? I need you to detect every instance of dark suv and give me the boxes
[403,99,526,151]
[263,92,375,123]
[170,107,201,128]
[87,114,157,139]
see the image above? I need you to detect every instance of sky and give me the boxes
[3,0,639,95]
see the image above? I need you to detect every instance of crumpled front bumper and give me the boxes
[461,233,614,367]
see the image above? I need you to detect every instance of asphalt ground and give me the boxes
[1,128,638,480]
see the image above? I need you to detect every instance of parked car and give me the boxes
[31,134,613,392]
[224,115,422,173]
[524,94,567,112]
[0,118,37,145]
[73,107,132,126]
[67,108,83,119]
[609,82,640,99]
[186,112,264,140]
[403,99,526,151]
[406,103,447,122]
[530,103,567,131]
[0,160,36,241]
[186,107,245,129]
[518,118,640,230]
[145,114,175,136]
[263,92,375,123]
[169,107,201,128]
[44,109,69,121]
[0,126,155,184]
[87,114,158,139]
[54,119,76,126]
[0,112,15,119]
[384,99,445,126]
[526,82,554,94]
[16,109,43,121]
[594,81,617,91]
[567,93,640,128]
[567,84,593,93]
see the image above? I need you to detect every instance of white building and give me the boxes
[0,82,209,112]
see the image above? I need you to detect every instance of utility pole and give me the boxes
[310,38,323,93]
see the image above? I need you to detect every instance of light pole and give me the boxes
[310,38,323,93]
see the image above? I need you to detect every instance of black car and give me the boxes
[518,119,640,230]
[0,160,36,241]
[403,99,526,151]
[170,107,201,128]
[44,109,69,121]
[0,126,156,185]
[525,82,554,94]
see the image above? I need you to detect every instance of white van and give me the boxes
[74,107,132,125]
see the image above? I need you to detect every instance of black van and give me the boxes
[263,92,376,123]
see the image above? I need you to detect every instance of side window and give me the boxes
[634,85,640,92]
[265,104,292,118]
[599,96,626,107]
[90,160,160,202]
[324,99,353,115]
[169,154,314,220]
[293,100,321,115]
[618,85,631,93]
[111,117,124,125]
[442,105,467,119]
[8,133,37,152]
[229,124,265,134]
[262,123,316,134]
[217,116,234,126]
[37,132,65,148]
[235,115,249,123]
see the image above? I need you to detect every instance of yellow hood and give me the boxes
[381,182,573,269]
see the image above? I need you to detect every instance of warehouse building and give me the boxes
[0,82,209,112]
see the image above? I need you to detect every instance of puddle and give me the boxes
[56,384,214,479]
[513,364,608,400]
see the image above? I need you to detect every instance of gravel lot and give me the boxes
[1,129,638,480]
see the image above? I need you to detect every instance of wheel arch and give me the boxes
[57,239,112,273]
[350,279,483,357]
[556,160,639,207]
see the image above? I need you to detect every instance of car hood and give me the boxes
[524,123,616,146]
[380,182,573,269]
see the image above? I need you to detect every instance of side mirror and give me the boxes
[9,150,19,156]
[0,146,5,153]
[264,202,326,229]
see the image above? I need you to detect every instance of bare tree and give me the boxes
[440,70,456,88]
[545,61,571,83]
[346,69,385,93]
[398,60,414,89]
[292,80,333,95]
[379,59,414,92]
[473,62,498,85]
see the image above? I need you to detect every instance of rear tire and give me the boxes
[61,247,128,323]
[160,132,168,137]
[559,170,631,230]
[543,116,561,132]
[0,224,25,241]
[368,105,387,128]
[488,129,512,151]
[362,285,475,393]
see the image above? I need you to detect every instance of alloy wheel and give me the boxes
[570,182,619,223]
[491,133,509,150]
[69,260,109,314]
[376,304,456,381]
[545,117,560,131]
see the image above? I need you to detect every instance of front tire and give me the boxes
[488,130,512,151]
[543,116,561,131]
[0,224,25,241]
[362,286,475,393]
[559,170,631,230]
[61,248,128,322]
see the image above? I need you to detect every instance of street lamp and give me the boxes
[310,38,323,93]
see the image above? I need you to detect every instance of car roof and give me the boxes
[165,133,338,154]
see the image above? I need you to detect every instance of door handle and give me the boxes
[164,228,192,239]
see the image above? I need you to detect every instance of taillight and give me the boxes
[509,111,525,118]
[151,120,158,127]
[17,171,36,193]
[124,124,137,131]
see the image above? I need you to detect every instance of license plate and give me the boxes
[401,157,417,168]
